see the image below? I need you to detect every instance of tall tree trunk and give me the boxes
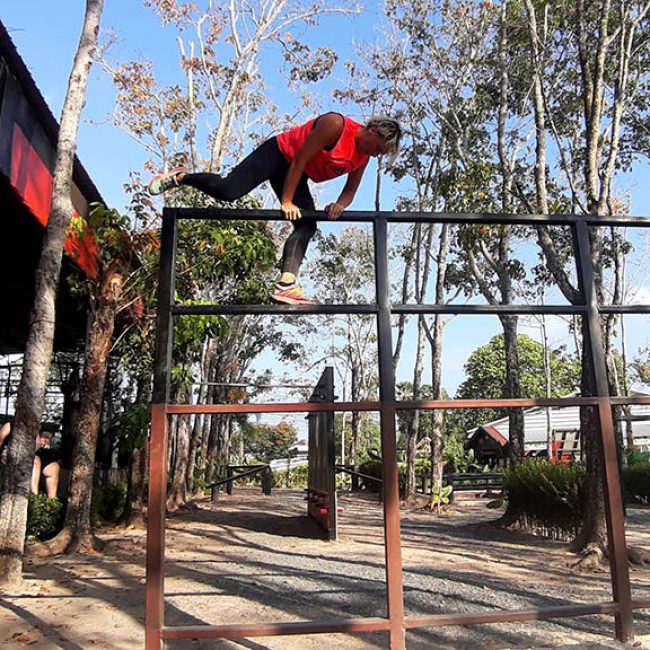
[167,385,191,510]
[428,224,450,499]
[501,315,525,462]
[117,377,150,529]
[571,335,608,559]
[46,270,123,554]
[186,410,202,496]
[118,446,146,529]
[0,0,104,583]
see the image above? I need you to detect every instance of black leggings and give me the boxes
[182,137,317,276]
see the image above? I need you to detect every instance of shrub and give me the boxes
[504,459,586,540]
[627,451,650,466]
[358,459,383,492]
[27,494,63,541]
[622,462,650,504]
[357,459,413,495]
[273,464,308,488]
[91,481,127,524]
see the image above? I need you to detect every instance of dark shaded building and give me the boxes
[0,18,104,354]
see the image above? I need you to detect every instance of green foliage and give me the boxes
[429,484,453,514]
[621,463,650,505]
[112,402,151,452]
[26,494,63,541]
[628,451,650,466]
[176,218,277,305]
[65,203,138,301]
[504,460,586,539]
[243,421,298,464]
[631,347,650,387]
[91,482,128,524]
[455,334,579,432]
[357,459,384,492]
[442,434,479,473]
[273,464,308,488]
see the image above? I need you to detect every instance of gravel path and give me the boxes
[1,488,649,649]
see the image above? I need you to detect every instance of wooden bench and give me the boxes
[443,472,504,501]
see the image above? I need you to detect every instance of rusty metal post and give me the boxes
[146,207,177,649]
[374,215,406,649]
[145,404,169,649]
[574,221,633,641]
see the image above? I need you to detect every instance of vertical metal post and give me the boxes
[373,216,405,650]
[146,208,178,649]
[152,208,177,404]
[574,221,633,641]
[145,404,169,650]
[323,367,338,541]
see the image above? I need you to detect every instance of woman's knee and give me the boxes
[294,218,317,238]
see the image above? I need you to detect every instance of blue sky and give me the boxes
[2,4,650,397]
[0,3,386,213]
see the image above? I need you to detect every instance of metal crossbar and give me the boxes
[146,208,650,650]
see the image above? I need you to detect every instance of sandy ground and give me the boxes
[1,488,649,650]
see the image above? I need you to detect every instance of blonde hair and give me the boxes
[366,116,402,164]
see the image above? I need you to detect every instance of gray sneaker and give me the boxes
[148,167,187,195]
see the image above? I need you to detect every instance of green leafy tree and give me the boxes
[243,421,298,464]
[455,333,580,434]
[42,204,141,554]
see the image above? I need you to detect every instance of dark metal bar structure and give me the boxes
[306,367,338,540]
[146,208,650,650]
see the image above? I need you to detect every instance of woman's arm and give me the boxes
[281,113,344,220]
[0,422,11,446]
[325,163,368,220]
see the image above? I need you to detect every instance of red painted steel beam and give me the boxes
[161,618,391,639]
[145,404,169,650]
[163,396,608,416]
[158,599,645,641]
[404,601,620,628]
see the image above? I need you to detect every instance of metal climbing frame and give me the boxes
[145,208,650,650]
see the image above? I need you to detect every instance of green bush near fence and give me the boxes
[91,481,127,524]
[273,464,308,488]
[357,459,383,492]
[357,459,411,494]
[26,493,63,541]
[504,460,586,539]
[622,462,650,504]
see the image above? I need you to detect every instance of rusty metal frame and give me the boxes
[146,208,650,650]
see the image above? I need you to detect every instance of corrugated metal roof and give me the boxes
[469,398,650,450]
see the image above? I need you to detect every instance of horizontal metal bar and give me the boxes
[162,396,610,415]
[404,601,620,629]
[172,302,650,318]
[615,414,650,422]
[599,305,650,314]
[395,397,601,409]
[168,207,650,228]
[391,304,586,316]
[335,464,383,483]
[161,617,391,640]
[208,465,269,488]
[611,396,650,406]
[162,395,650,415]
[159,598,650,640]
[164,402,378,414]
[172,304,378,316]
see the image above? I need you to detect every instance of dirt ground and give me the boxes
[1,488,650,650]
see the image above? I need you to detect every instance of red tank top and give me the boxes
[276,116,369,182]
